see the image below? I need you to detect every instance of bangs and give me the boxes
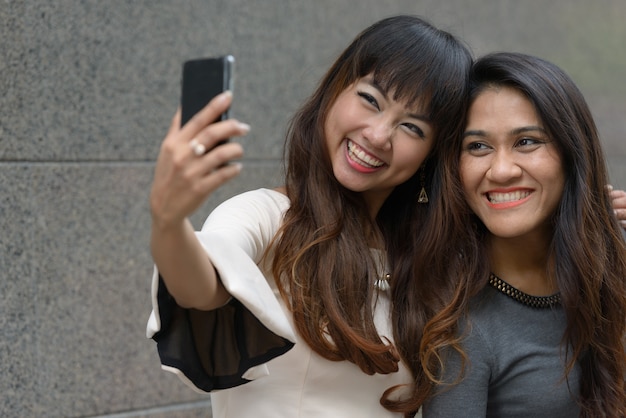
[348,27,470,122]
[371,60,434,113]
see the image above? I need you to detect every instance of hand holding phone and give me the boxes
[150,55,244,229]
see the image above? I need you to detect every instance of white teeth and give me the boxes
[488,190,531,203]
[347,140,384,168]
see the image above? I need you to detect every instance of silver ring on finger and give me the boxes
[189,138,206,156]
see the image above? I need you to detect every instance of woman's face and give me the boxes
[460,85,565,241]
[324,75,435,216]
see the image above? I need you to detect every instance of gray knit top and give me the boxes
[423,280,581,418]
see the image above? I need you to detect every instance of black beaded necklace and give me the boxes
[488,273,561,309]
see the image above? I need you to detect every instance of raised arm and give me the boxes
[149,92,250,310]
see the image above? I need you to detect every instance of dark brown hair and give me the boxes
[269,15,472,411]
[420,52,626,417]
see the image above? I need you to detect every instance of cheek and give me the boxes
[540,153,566,202]
[459,157,485,211]
[323,110,342,150]
[545,167,566,210]
[397,145,431,174]
[323,107,337,134]
[404,139,434,164]
[459,156,475,191]
[326,92,353,124]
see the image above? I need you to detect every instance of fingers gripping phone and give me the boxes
[180,55,235,140]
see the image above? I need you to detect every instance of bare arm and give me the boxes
[150,92,250,310]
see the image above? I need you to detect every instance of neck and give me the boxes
[487,233,556,296]
[366,224,385,249]
[362,189,392,221]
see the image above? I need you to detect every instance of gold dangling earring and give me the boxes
[417,166,429,204]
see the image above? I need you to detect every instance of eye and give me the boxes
[464,141,491,155]
[515,137,546,151]
[401,122,426,139]
[467,142,486,150]
[357,91,380,110]
[518,137,538,146]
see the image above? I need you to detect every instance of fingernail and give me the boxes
[238,122,251,133]
[606,184,614,191]
[217,90,232,103]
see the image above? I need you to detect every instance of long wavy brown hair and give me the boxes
[417,52,626,417]
[269,13,472,400]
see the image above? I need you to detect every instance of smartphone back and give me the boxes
[180,55,234,127]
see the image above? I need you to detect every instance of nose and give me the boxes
[486,150,522,182]
[362,117,393,150]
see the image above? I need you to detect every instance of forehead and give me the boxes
[467,86,541,130]
[357,75,429,114]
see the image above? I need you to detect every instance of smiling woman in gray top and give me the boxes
[421,52,626,418]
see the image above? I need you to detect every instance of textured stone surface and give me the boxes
[1,1,625,417]
[0,166,39,415]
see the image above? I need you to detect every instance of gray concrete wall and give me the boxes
[1,1,624,417]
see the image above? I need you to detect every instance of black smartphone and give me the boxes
[180,55,235,128]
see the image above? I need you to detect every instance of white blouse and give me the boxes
[147,188,412,417]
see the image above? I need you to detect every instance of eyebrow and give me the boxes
[365,78,431,122]
[463,125,547,138]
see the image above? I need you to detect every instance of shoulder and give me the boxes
[463,285,567,359]
[467,285,536,322]
[217,188,289,212]
[470,285,566,330]
[457,287,512,355]
[465,286,521,338]
[198,188,290,261]
[204,188,290,227]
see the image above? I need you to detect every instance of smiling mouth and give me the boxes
[347,140,385,168]
[487,190,532,203]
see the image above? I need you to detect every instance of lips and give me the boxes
[347,140,385,169]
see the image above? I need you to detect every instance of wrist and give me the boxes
[150,215,191,237]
